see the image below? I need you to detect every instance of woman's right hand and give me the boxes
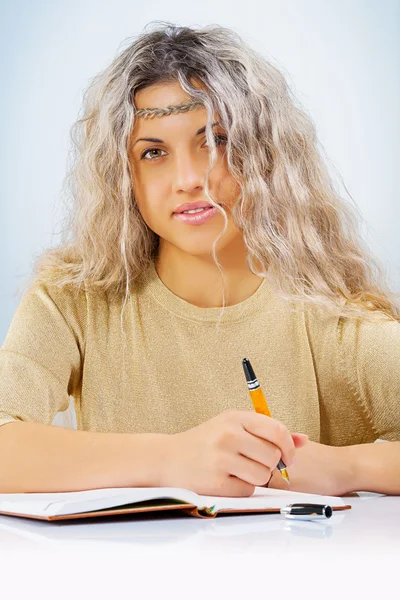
[159,409,309,497]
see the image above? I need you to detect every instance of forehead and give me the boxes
[134,80,194,110]
[131,80,218,137]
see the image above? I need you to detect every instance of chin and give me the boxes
[179,236,237,259]
[159,220,240,259]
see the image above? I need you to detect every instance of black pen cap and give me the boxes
[242,358,256,383]
[283,503,333,519]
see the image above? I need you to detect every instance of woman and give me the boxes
[0,23,399,497]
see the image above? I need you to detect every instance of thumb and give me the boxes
[291,432,309,448]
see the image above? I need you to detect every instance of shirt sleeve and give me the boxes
[338,315,400,441]
[0,281,86,428]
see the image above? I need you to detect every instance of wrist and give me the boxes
[126,433,172,487]
[337,444,361,494]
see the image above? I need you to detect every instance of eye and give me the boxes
[140,148,167,161]
[204,134,228,147]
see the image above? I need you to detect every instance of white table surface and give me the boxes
[0,493,398,600]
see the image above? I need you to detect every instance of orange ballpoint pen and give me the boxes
[242,357,290,483]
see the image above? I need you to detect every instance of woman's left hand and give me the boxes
[268,437,355,496]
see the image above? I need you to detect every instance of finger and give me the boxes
[226,452,272,487]
[241,413,295,466]
[223,476,255,498]
[291,433,309,448]
[236,430,284,470]
[267,468,291,491]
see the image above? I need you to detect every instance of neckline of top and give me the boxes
[138,261,272,323]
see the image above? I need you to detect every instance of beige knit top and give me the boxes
[1,262,399,445]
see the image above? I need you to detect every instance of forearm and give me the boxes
[0,421,168,494]
[268,440,400,496]
[346,441,400,495]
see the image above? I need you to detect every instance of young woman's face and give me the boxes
[128,80,243,259]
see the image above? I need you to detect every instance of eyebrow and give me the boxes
[132,121,221,146]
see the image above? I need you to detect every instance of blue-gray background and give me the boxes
[1,0,399,345]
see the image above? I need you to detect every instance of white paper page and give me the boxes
[0,486,345,518]
[0,487,201,517]
[198,487,345,514]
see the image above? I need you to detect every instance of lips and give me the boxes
[173,205,219,225]
[173,201,215,214]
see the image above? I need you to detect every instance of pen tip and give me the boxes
[281,469,290,484]
[242,358,256,382]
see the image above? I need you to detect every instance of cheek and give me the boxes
[137,197,158,227]
[133,178,160,219]
[217,171,241,206]
[134,189,168,236]
[131,163,161,212]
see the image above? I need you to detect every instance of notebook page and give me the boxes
[197,487,345,514]
[0,487,201,518]
[0,486,345,518]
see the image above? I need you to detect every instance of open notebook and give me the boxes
[0,486,351,521]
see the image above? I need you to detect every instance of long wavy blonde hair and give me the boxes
[32,21,399,322]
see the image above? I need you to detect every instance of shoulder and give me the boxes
[302,302,400,379]
[3,279,92,352]
[338,313,400,373]
[14,278,142,337]
[303,300,400,347]
[302,301,341,354]
[15,275,132,316]
[17,278,89,323]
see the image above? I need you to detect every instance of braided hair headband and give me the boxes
[133,100,205,119]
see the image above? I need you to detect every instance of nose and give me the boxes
[171,150,205,194]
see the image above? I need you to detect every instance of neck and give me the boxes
[155,238,264,308]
